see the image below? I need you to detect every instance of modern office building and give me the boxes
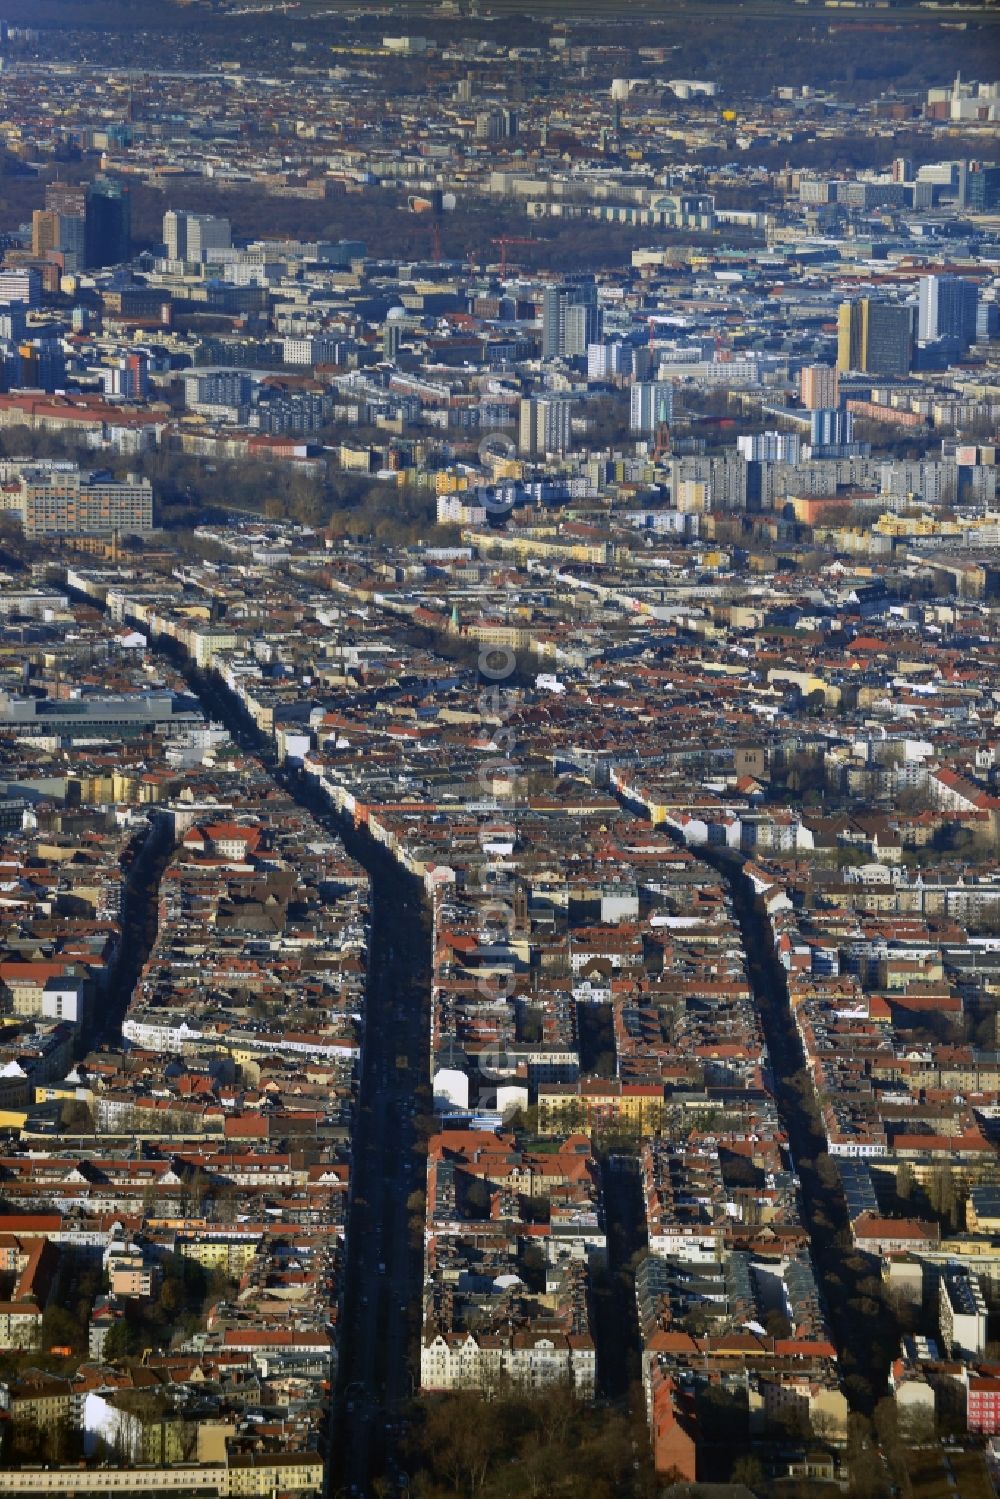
[164,210,232,262]
[562,301,602,359]
[163,209,187,261]
[836,181,908,211]
[541,285,563,359]
[0,269,41,307]
[189,214,232,261]
[30,210,60,259]
[967,164,1000,212]
[16,338,65,393]
[977,301,1000,341]
[45,181,86,218]
[85,177,131,268]
[542,280,601,360]
[0,306,26,341]
[0,690,201,740]
[58,213,87,270]
[837,302,864,374]
[33,209,86,270]
[837,299,912,375]
[917,275,979,347]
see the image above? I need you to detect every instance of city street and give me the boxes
[166,657,430,1499]
[333,884,429,1498]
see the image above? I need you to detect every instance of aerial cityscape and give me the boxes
[0,1,997,1496]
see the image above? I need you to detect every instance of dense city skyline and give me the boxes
[0,2,997,1497]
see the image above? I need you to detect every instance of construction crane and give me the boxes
[490,236,534,274]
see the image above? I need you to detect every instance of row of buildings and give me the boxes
[0,573,372,1492]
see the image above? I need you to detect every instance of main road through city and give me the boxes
[332,885,429,1499]
[151,654,430,1499]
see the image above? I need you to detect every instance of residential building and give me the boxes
[18,467,153,538]
[939,1269,988,1359]
[800,365,839,410]
[631,381,674,435]
[519,395,572,456]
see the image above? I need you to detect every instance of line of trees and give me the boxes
[403,1384,656,1499]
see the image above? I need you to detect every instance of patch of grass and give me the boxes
[908,1450,994,1499]
[947,1451,994,1499]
